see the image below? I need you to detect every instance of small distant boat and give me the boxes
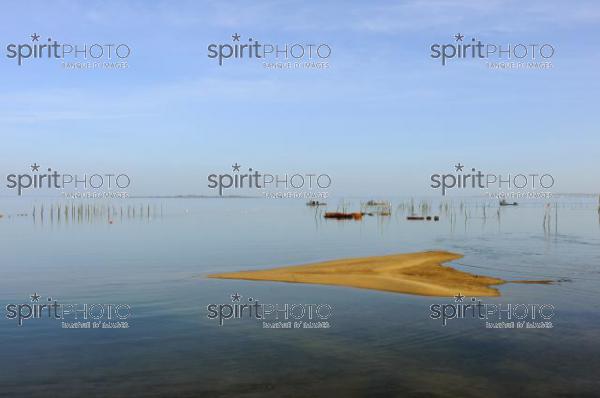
[499,200,518,206]
[366,200,389,206]
[306,200,326,207]
[363,200,392,216]
[324,212,363,220]
[406,215,440,221]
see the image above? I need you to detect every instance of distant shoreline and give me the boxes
[127,195,262,199]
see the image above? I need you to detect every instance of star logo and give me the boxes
[231,292,241,302]
[30,292,41,302]
[31,33,40,42]
[454,33,464,42]
[31,163,40,172]
[232,33,241,42]
[232,163,241,172]
[454,163,464,172]
[454,293,465,302]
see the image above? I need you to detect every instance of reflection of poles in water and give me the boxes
[555,202,558,235]
[496,207,501,232]
[312,205,322,230]
[543,202,558,236]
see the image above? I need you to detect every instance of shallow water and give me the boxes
[1,195,599,397]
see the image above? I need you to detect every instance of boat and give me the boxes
[324,212,363,220]
[406,215,440,221]
[365,200,389,206]
[499,200,518,206]
[363,200,392,216]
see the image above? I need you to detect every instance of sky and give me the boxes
[0,0,599,196]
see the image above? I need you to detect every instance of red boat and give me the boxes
[324,212,363,220]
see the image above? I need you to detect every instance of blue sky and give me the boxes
[0,0,599,196]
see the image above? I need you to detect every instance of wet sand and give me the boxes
[208,251,506,297]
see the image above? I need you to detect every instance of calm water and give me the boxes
[1,196,599,397]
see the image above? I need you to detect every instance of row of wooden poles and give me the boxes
[396,199,567,233]
[32,203,163,223]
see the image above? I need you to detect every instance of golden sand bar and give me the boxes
[208,251,507,297]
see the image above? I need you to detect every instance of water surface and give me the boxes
[1,195,599,397]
